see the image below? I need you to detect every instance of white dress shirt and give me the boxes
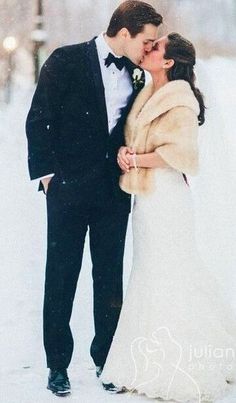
[40,33,133,180]
[95,32,133,134]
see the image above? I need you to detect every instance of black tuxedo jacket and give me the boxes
[26,38,145,208]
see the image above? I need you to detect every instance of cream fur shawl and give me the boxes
[119,80,200,195]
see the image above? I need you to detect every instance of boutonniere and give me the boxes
[132,68,144,90]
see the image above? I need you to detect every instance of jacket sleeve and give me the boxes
[25,47,68,180]
[149,106,199,175]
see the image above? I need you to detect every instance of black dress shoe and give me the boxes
[47,369,71,396]
[96,366,103,378]
[102,382,126,394]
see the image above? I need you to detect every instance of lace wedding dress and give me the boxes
[101,168,236,402]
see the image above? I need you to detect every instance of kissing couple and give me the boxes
[26,1,236,401]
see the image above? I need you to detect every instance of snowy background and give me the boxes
[0,1,236,403]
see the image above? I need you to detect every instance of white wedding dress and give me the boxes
[101,167,236,402]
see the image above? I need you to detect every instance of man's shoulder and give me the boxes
[51,39,94,59]
[43,39,95,73]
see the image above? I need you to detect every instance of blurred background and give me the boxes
[0,0,236,99]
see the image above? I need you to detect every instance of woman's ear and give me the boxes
[163,59,174,69]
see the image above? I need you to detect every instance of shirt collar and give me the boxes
[96,32,123,62]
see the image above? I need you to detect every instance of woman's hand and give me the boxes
[118,150,169,171]
[126,153,135,168]
[117,146,134,172]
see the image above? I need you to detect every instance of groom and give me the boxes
[26,0,162,396]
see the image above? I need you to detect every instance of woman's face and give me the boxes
[140,35,168,72]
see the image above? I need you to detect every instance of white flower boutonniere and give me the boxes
[132,68,144,90]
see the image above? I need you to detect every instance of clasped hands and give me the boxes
[117,146,137,172]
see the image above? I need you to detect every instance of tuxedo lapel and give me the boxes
[84,40,145,134]
[118,59,145,123]
[124,58,145,95]
[86,39,108,134]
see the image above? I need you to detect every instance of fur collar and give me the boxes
[126,80,200,131]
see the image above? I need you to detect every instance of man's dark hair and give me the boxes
[106,0,163,38]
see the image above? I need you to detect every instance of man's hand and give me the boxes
[41,177,53,194]
[117,146,134,172]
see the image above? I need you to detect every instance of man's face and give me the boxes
[140,36,168,72]
[123,23,159,65]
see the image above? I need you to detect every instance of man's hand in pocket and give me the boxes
[41,177,53,194]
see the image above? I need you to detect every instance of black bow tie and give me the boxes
[104,53,126,71]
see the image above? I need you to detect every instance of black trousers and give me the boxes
[43,175,129,369]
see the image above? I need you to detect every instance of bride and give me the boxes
[101,33,236,402]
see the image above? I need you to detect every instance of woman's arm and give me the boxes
[127,151,169,169]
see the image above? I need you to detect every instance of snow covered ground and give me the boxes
[0,58,236,403]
